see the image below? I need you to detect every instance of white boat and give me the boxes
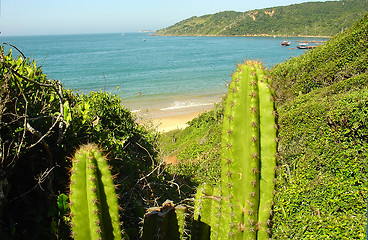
[297,42,317,49]
[281,40,291,46]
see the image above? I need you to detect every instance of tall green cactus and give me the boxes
[69,143,125,240]
[193,60,277,239]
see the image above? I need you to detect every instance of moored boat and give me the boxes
[297,42,317,49]
[281,40,291,46]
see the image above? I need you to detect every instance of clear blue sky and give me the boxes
[0,0,332,36]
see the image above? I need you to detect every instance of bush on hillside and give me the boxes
[273,75,368,238]
[0,46,161,239]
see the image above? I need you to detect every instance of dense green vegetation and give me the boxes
[161,12,368,238]
[0,47,180,239]
[159,103,223,185]
[1,9,368,240]
[271,12,368,239]
[156,0,368,37]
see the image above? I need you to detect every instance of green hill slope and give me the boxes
[156,0,368,37]
[271,12,368,238]
[271,10,368,103]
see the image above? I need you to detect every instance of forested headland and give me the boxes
[156,0,368,37]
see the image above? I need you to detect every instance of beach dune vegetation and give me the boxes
[0,10,368,240]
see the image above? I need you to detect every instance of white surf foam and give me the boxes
[160,100,212,111]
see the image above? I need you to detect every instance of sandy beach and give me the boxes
[135,104,215,132]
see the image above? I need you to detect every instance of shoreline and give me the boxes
[125,91,224,132]
[135,104,215,132]
[153,33,332,38]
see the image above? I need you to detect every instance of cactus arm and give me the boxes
[69,148,94,239]
[247,63,261,232]
[220,62,262,239]
[95,150,123,239]
[70,145,103,240]
[192,183,212,240]
[257,66,277,239]
[220,68,245,239]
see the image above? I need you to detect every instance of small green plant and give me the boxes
[69,143,126,240]
[192,60,277,239]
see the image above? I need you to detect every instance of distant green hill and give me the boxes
[156,0,368,37]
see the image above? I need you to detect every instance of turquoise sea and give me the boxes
[1,33,321,111]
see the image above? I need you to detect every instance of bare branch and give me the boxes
[136,142,155,168]
[2,42,26,59]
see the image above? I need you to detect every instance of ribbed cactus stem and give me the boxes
[192,60,277,240]
[209,186,221,240]
[221,62,261,239]
[69,143,123,240]
[192,183,212,240]
[256,63,277,239]
[142,200,183,240]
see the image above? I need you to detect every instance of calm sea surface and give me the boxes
[1,33,320,111]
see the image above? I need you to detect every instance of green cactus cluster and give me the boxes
[66,60,277,240]
[69,143,125,240]
[193,60,278,240]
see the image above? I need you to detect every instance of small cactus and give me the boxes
[69,143,124,240]
[142,200,187,240]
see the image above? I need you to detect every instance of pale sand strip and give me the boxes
[136,104,214,132]
[153,111,203,132]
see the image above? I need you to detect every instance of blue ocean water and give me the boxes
[1,33,318,110]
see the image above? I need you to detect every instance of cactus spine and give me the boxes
[69,143,124,240]
[193,60,277,239]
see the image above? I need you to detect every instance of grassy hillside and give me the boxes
[156,0,368,37]
[160,12,368,238]
[271,10,368,104]
[159,102,223,185]
[270,12,368,238]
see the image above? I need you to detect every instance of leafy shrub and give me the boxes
[0,46,159,239]
[0,46,72,239]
